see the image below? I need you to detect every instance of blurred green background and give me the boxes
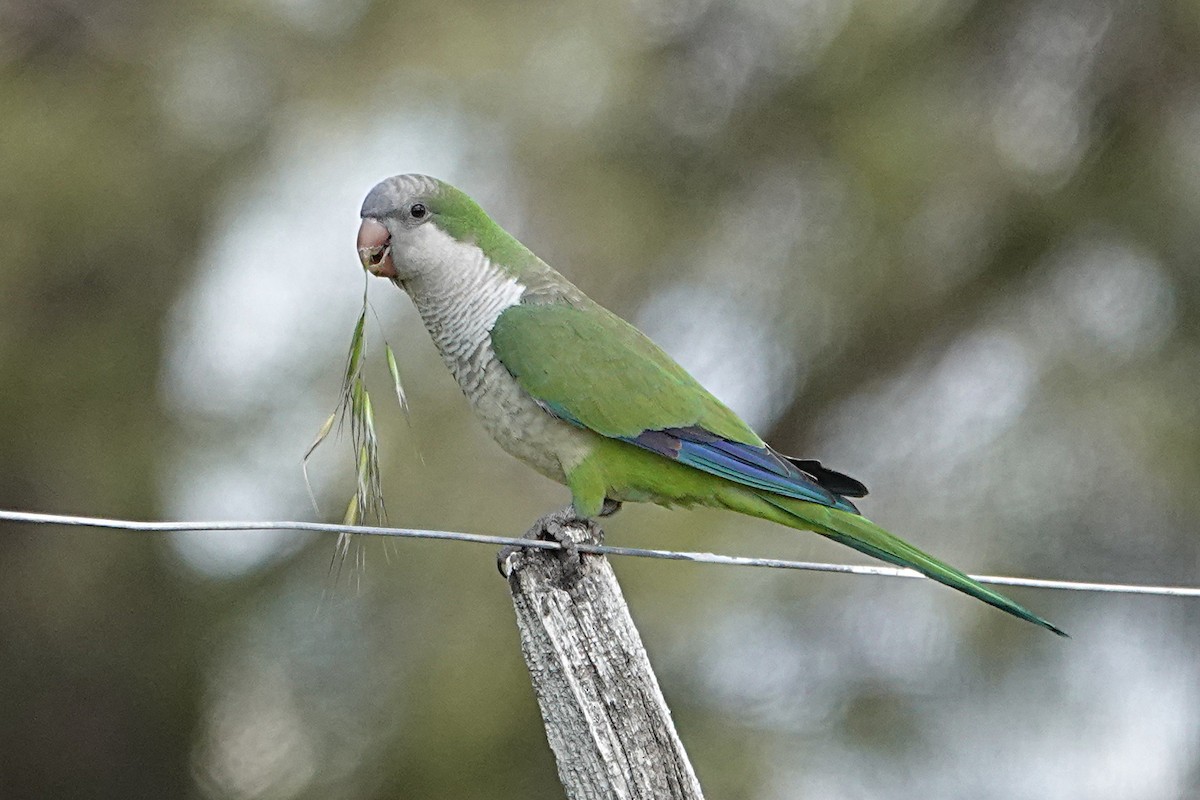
[2,0,1199,797]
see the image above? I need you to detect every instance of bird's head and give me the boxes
[356,173,440,281]
[358,173,500,284]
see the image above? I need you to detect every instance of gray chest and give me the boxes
[406,275,591,484]
[454,345,584,483]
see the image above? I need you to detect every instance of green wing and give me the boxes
[491,302,861,511]
[490,301,761,444]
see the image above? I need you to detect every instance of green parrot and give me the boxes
[356,174,1065,636]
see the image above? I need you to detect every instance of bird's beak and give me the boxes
[357,218,396,278]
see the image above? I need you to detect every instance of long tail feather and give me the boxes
[754,493,1067,637]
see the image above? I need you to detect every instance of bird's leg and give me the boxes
[496,505,604,580]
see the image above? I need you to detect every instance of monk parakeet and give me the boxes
[356,174,1064,636]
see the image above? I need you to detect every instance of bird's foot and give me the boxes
[496,505,604,581]
[599,498,622,517]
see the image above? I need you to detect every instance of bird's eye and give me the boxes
[410,203,427,220]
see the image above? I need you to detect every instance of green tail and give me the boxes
[755,493,1067,637]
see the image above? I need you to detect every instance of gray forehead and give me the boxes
[360,174,439,218]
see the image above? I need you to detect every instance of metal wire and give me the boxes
[1,508,1197,597]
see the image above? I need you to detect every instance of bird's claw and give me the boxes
[599,498,622,517]
[496,506,604,581]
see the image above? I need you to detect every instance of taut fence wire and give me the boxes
[1,509,1197,598]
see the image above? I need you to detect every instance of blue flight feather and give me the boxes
[664,431,860,513]
[535,403,860,513]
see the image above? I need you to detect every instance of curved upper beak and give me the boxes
[357,218,395,278]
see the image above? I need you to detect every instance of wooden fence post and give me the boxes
[499,510,705,800]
